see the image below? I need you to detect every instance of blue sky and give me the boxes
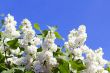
[0,0,110,60]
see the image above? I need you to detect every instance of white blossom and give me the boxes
[65,25,87,49]
[42,31,57,52]
[26,45,37,55]
[48,57,57,66]
[3,14,20,38]
[33,61,44,73]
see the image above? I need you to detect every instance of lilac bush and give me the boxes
[0,14,110,73]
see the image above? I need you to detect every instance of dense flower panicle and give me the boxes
[26,45,37,55]
[3,14,20,39]
[65,25,87,49]
[33,61,44,73]
[72,48,84,60]
[42,31,57,52]
[0,14,109,73]
[20,19,35,45]
[21,19,32,31]
[81,47,108,73]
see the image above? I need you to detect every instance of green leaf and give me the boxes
[2,69,14,73]
[34,23,40,30]
[106,67,110,72]
[69,59,86,71]
[19,47,25,51]
[14,67,25,73]
[14,69,23,73]
[2,67,25,73]
[52,67,59,73]
[53,48,64,57]
[37,47,42,52]
[42,30,48,37]
[7,38,19,49]
[57,59,70,73]
[0,52,5,63]
[19,25,23,30]
[54,32,63,40]
[0,63,7,72]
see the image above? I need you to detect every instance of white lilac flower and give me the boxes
[7,56,26,66]
[42,31,57,52]
[82,47,108,73]
[96,66,109,73]
[26,45,37,55]
[50,44,57,52]
[80,45,90,53]
[78,25,86,33]
[48,57,57,66]
[13,57,27,65]
[72,48,84,60]
[33,61,44,73]
[36,50,57,69]
[65,25,87,49]
[43,51,53,60]
[30,37,42,46]
[20,19,35,45]
[3,14,20,38]
[21,19,32,32]
[4,14,16,25]
[64,42,69,49]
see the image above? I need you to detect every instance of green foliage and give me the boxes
[52,67,59,73]
[14,67,25,73]
[0,63,7,72]
[37,30,48,39]
[34,24,63,40]
[52,59,70,73]
[53,48,64,57]
[54,32,63,40]
[19,25,23,30]
[7,38,19,49]
[42,30,48,37]
[0,52,5,63]
[58,59,70,73]
[37,47,42,52]
[2,69,14,73]
[69,59,86,71]
[106,67,110,72]
[34,23,40,30]
[2,67,25,73]
[47,25,63,40]
[0,52,7,72]
[19,47,25,51]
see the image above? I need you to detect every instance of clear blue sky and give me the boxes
[0,0,110,60]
